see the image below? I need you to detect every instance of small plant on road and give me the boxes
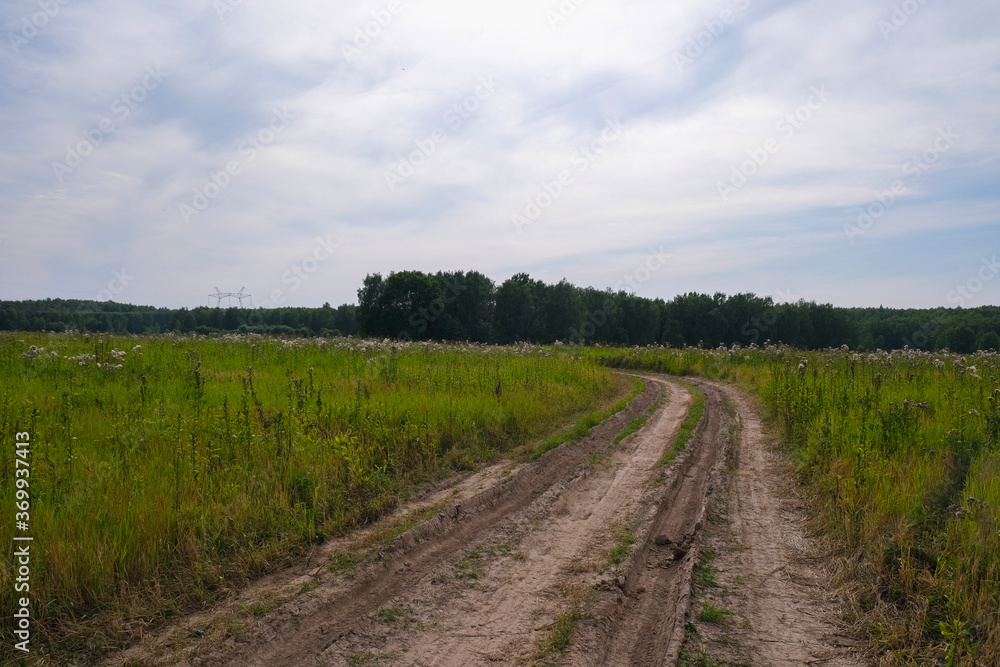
[693,548,720,588]
[699,599,734,625]
[615,415,648,443]
[600,520,638,574]
[376,606,411,624]
[538,606,581,655]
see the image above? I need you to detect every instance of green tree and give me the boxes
[429,271,495,342]
[376,271,443,339]
[541,279,583,343]
[333,304,359,336]
[495,273,538,343]
[356,273,385,335]
[978,330,1000,351]
[938,326,977,353]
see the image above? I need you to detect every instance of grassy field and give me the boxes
[592,344,1000,665]
[5,333,999,665]
[0,333,623,663]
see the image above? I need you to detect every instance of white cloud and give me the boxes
[1,0,998,308]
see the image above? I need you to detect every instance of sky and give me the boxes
[1,0,998,310]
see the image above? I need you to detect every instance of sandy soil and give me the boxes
[566,378,727,667]
[676,383,864,666]
[102,375,865,667]
[317,378,690,666]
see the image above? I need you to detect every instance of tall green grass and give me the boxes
[589,344,1000,664]
[0,333,621,662]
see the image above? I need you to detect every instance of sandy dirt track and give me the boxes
[319,377,691,667]
[104,375,863,667]
[565,378,726,667]
[677,383,863,667]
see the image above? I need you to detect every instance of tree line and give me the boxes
[2,271,999,352]
[0,299,358,338]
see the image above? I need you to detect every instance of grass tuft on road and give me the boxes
[699,600,734,625]
[693,548,720,588]
[615,415,649,443]
[660,381,706,466]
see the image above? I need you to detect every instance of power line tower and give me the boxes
[208,287,253,308]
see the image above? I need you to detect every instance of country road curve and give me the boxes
[104,374,862,667]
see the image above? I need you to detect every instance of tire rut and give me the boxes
[101,375,861,667]
[685,383,864,667]
[217,379,663,667]
[569,380,728,667]
[358,377,692,666]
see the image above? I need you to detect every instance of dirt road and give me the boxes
[676,384,862,666]
[105,375,861,667]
